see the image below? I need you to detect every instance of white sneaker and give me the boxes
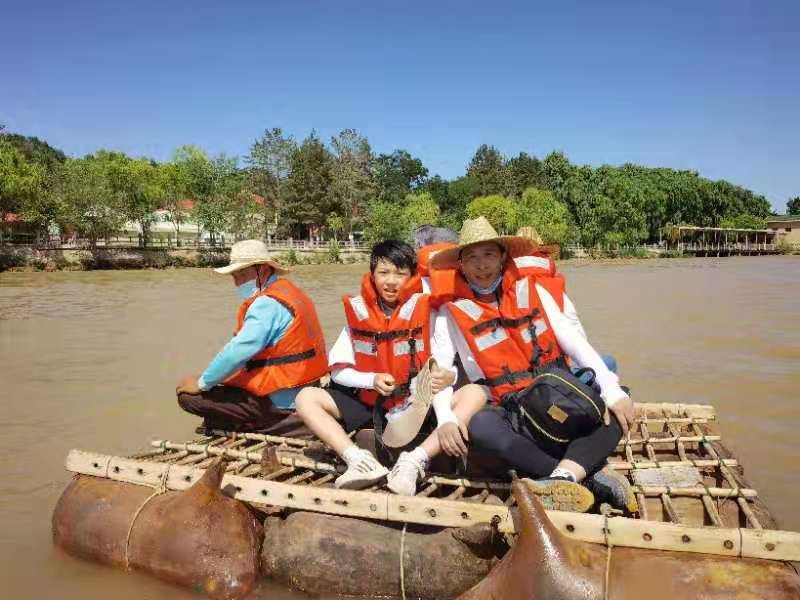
[334,449,389,490]
[387,451,427,496]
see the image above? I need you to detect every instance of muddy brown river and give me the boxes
[1,256,798,598]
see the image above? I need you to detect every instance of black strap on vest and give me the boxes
[469,308,541,336]
[245,348,317,371]
[350,326,424,342]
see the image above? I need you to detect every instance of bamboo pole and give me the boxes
[64,450,800,562]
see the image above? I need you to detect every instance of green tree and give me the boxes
[467,144,510,196]
[507,152,544,197]
[786,196,800,215]
[465,195,517,233]
[328,128,375,232]
[326,213,345,241]
[402,191,440,232]
[101,151,163,245]
[283,132,333,238]
[191,154,244,244]
[246,128,296,237]
[364,201,406,242]
[720,214,767,229]
[0,141,46,223]
[517,187,575,245]
[373,149,428,202]
[540,151,574,193]
[52,157,125,246]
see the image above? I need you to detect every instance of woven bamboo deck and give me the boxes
[64,402,800,563]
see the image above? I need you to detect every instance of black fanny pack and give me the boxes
[506,366,606,444]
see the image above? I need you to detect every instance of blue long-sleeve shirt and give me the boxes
[197,275,301,408]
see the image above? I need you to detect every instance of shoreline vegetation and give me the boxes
[2,242,794,273]
[3,128,795,263]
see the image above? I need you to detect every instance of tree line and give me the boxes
[1,124,791,249]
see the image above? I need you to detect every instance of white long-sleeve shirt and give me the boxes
[441,286,629,407]
[327,309,460,426]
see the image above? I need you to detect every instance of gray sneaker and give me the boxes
[586,465,639,514]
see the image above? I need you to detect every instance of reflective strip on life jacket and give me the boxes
[515,277,530,309]
[514,255,552,271]
[452,298,483,321]
[520,319,548,343]
[398,293,423,320]
[393,339,425,356]
[353,339,377,356]
[474,327,509,351]
[349,295,369,321]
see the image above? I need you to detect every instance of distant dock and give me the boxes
[664,226,782,257]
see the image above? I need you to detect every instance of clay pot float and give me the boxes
[53,460,262,599]
[459,480,800,600]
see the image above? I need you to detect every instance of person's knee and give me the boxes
[295,387,332,418]
[468,411,508,452]
[177,392,198,413]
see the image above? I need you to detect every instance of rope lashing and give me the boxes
[399,522,408,600]
[123,464,172,570]
[601,505,623,600]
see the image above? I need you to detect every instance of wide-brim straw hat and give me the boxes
[382,358,438,448]
[516,225,561,256]
[214,239,290,275]
[429,216,539,270]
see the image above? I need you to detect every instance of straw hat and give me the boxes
[382,358,437,448]
[429,216,539,270]
[214,239,290,275]
[516,225,561,256]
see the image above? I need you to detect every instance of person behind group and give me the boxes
[175,239,328,436]
[429,217,637,512]
[295,240,486,494]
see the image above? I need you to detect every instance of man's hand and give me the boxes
[373,373,396,396]
[176,374,202,396]
[609,395,635,435]
[430,365,456,394]
[437,421,469,457]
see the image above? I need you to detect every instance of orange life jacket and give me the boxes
[445,257,568,404]
[429,252,560,307]
[416,243,458,298]
[343,273,431,409]
[224,278,328,397]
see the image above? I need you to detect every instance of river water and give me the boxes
[1,256,798,598]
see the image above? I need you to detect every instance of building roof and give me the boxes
[766,214,800,223]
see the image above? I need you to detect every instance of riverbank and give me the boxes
[0,245,370,272]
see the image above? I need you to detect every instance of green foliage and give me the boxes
[328,128,374,231]
[467,145,511,196]
[507,152,544,197]
[0,141,47,220]
[373,149,428,202]
[719,214,767,229]
[326,213,345,240]
[465,195,517,233]
[364,201,406,242]
[403,191,440,230]
[326,239,341,263]
[517,188,575,245]
[283,132,333,238]
[787,197,800,215]
[1,133,66,170]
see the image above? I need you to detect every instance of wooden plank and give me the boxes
[608,458,738,470]
[64,450,800,562]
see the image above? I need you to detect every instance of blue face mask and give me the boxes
[468,273,503,296]
[237,280,259,301]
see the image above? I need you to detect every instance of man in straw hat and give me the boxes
[175,239,328,436]
[428,217,637,513]
[295,240,486,494]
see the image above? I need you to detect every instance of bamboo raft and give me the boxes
[64,402,800,564]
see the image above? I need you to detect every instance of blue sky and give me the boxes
[3,0,797,210]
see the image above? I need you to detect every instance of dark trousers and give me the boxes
[177,385,312,438]
[468,405,623,478]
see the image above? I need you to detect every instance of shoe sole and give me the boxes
[597,468,639,514]
[523,479,595,513]
[334,468,389,490]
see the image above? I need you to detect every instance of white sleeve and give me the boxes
[536,284,629,407]
[562,293,588,341]
[331,367,375,389]
[429,309,458,427]
[328,326,376,389]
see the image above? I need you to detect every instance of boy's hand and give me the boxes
[438,421,469,457]
[176,374,201,395]
[430,365,456,394]
[373,373,396,396]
